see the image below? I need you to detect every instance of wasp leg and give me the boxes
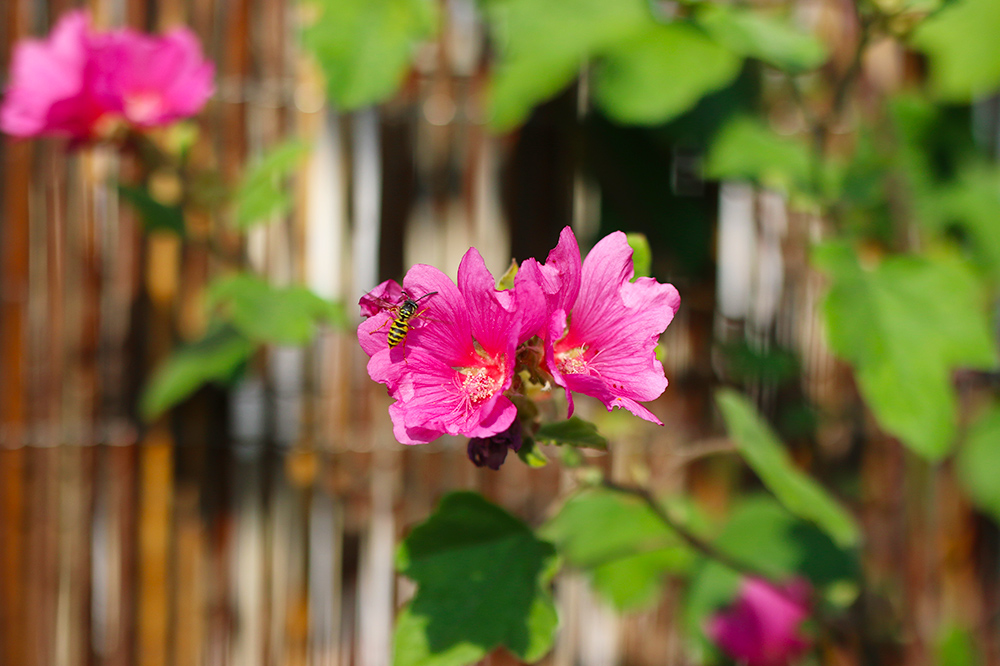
[367,317,392,335]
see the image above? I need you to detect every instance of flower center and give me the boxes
[461,366,503,405]
[556,346,592,375]
[124,91,165,125]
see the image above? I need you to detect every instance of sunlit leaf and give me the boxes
[484,0,650,130]
[535,417,608,450]
[626,233,652,279]
[705,116,812,194]
[593,23,742,126]
[540,488,695,610]
[696,4,827,71]
[208,274,348,345]
[140,326,254,420]
[716,389,860,548]
[517,437,549,467]
[302,0,437,109]
[394,492,559,666]
[956,403,1000,524]
[911,0,1000,101]
[815,244,997,459]
[118,183,185,235]
[234,141,309,229]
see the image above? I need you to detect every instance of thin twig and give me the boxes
[600,479,778,582]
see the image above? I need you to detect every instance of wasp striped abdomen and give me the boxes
[387,318,410,348]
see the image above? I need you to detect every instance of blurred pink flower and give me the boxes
[358,249,544,445]
[0,11,100,140]
[90,27,214,128]
[519,227,680,424]
[707,577,812,666]
[0,10,213,141]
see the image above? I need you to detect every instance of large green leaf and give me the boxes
[234,141,309,229]
[539,488,694,610]
[716,389,860,548]
[140,326,254,419]
[956,404,1000,524]
[705,116,813,194]
[815,244,997,459]
[484,0,650,130]
[593,23,742,126]
[696,4,827,71]
[911,0,1000,101]
[394,492,558,666]
[208,274,347,345]
[685,496,858,650]
[302,0,437,109]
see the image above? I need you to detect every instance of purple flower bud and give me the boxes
[467,419,522,470]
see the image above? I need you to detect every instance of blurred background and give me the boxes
[3,0,1000,664]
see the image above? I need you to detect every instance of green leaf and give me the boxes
[626,233,652,279]
[696,4,827,71]
[535,417,608,450]
[685,496,857,648]
[593,23,742,126]
[484,0,650,130]
[117,184,186,235]
[539,488,694,610]
[140,327,254,420]
[956,404,1000,523]
[911,0,1000,101]
[208,274,347,345]
[302,0,437,110]
[919,164,1000,282]
[497,259,519,291]
[517,437,549,468]
[394,492,559,665]
[705,116,812,194]
[716,389,860,548]
[936,624,979,666]
[815,244,997,459]
[234,141,309,229]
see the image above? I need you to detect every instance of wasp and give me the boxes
[369,291,438,349]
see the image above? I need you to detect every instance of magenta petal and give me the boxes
[359,279,403,317]
[708,577,812,666]
[0,10,97,139]
[512,267,548,344]
[401,264,475,366]
[458,248,518,355]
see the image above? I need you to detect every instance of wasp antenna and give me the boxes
[414,291,438,302]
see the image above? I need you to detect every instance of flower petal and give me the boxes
[458,247,518,355]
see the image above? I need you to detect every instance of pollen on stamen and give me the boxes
[462,367,501,404]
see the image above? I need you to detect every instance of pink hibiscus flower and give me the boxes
[90,27,214,129]
[0,10,213,142]
[518,227,680,424]
[707,577,813,666]
[0,11,101,140]
[358,248,544,445]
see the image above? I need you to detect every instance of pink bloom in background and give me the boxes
[0,11,99,140]
[707,577,813,666]
[519,227,680,424]
[0,10,213,141]
[90,28,214,128]
[358,249,544,445]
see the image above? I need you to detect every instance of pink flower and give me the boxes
[518,227,680,425]
[0,11,100,140]
[0,10,213,141]
[358,249,544,445]
[90,27,214,128]
[707,577,812,666]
